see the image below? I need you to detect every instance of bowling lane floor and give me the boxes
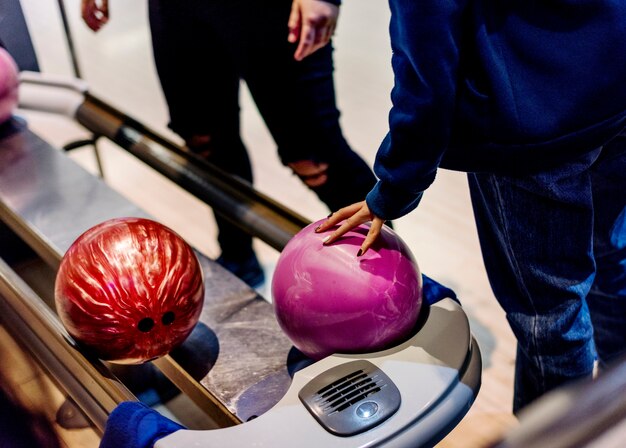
[5,0,519,446]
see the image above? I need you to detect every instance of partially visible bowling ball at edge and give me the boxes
[272,219,423,360]
[55,217,204,364]
[0,47,19,126]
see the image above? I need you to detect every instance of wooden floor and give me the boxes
[3,0,520,446]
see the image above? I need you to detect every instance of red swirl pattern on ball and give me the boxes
[55,218,204,364]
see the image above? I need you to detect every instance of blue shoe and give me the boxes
[216,252,265,288]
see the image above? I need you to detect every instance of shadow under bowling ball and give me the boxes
[108,323,218,406]
[169,322,219,381]
[0,116,26,139]
[287,346,316,378]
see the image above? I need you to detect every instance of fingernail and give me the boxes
[322,235,330,244]
[357,249,363,257]
[327,212,333,218]
[314,226,321,232]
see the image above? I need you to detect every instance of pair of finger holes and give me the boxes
[137,311,175,332]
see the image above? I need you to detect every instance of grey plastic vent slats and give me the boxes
[299,360,401,436]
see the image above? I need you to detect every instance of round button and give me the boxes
[356,401,379,419]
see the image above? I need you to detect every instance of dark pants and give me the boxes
[468,128,626,413]
[148,0,377,259]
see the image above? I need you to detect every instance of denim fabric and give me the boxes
[468,129,626,413]
[148,0,376,258]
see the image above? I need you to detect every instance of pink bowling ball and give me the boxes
[272,219,423,360]
[0,47,19,125]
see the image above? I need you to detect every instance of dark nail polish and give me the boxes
[327,212,334,218]
[357,249,363,257]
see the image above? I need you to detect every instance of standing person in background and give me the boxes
[82,0,378,288]
[317,1,626,414]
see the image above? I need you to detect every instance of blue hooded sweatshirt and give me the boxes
[367,0,626,220]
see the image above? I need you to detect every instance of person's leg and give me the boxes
[270,45,377,210]
[224,0,377,212]
[260,44,377,210]
[468,149,603,414]
[588,129,626,368]
[148,0,263,287]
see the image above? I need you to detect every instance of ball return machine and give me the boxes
[0,72,481,447]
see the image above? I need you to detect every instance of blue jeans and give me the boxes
[468,128,626,413]
[148,0,377,259]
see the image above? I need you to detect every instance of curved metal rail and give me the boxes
[0,257,136,434]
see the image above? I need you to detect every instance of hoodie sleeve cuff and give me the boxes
[365,181,423,221]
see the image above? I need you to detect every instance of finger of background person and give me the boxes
[287,5,301,43]
[91,0,108,21]
[322,23,335,44]
[312,25,326,46]
[83,3,103,31]
[294,40,313,61]
[100,0,109,18]
[98,6,109,25]
[84,15,99,32]
[294,46,308,61]
[294,24,315,60]
[82,2,94,25]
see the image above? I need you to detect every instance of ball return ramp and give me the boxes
[0,82,481,447]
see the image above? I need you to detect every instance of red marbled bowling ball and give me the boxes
[55,217,204,364]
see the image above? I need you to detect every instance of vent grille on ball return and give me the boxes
[298,360,401,436]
